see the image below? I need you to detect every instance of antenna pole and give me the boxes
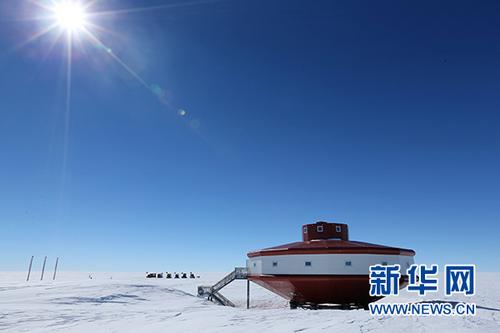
[246,279,250,309]
[53,257,59,280]
[26,256,34,282]
[40,256,47,280]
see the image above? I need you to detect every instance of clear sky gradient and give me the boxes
[0,0,499,272]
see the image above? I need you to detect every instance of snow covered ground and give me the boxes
[0,271,499,332]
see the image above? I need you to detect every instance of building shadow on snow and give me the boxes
[52,294,146,305]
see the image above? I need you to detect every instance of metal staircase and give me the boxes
[198,267,248,307]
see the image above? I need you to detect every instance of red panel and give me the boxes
[249,275,409,305]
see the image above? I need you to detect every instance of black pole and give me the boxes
[53,257,59,280]
[26,256,34,282]
[40,256,47,281]
[246,279,250,309]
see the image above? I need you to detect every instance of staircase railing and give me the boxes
[197,267,248,307]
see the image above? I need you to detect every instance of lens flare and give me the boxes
[53,1,87,32]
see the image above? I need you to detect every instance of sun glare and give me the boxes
[53,2,87,32]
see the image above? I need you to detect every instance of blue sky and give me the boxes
[0,0,499,272]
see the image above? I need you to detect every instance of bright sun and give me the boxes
[53,2,87,32]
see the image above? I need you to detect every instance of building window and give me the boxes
[345,260,352,266]
[305,261,312,267]
[303,226,307,233]
[317,225,324,232]
[335,226,341,232]
[253,262,256,267]
[272,261,278,267]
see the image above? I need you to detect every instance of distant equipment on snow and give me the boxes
[145,271,199,279]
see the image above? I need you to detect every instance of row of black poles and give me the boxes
[26,256,59,282]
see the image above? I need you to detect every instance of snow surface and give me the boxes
[0,272,499,332]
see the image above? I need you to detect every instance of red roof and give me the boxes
[247,239,415,257]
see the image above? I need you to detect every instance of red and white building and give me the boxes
[247,221,415,308]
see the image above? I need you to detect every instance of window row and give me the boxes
[268,260,410,267]
[303,225,343,233]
